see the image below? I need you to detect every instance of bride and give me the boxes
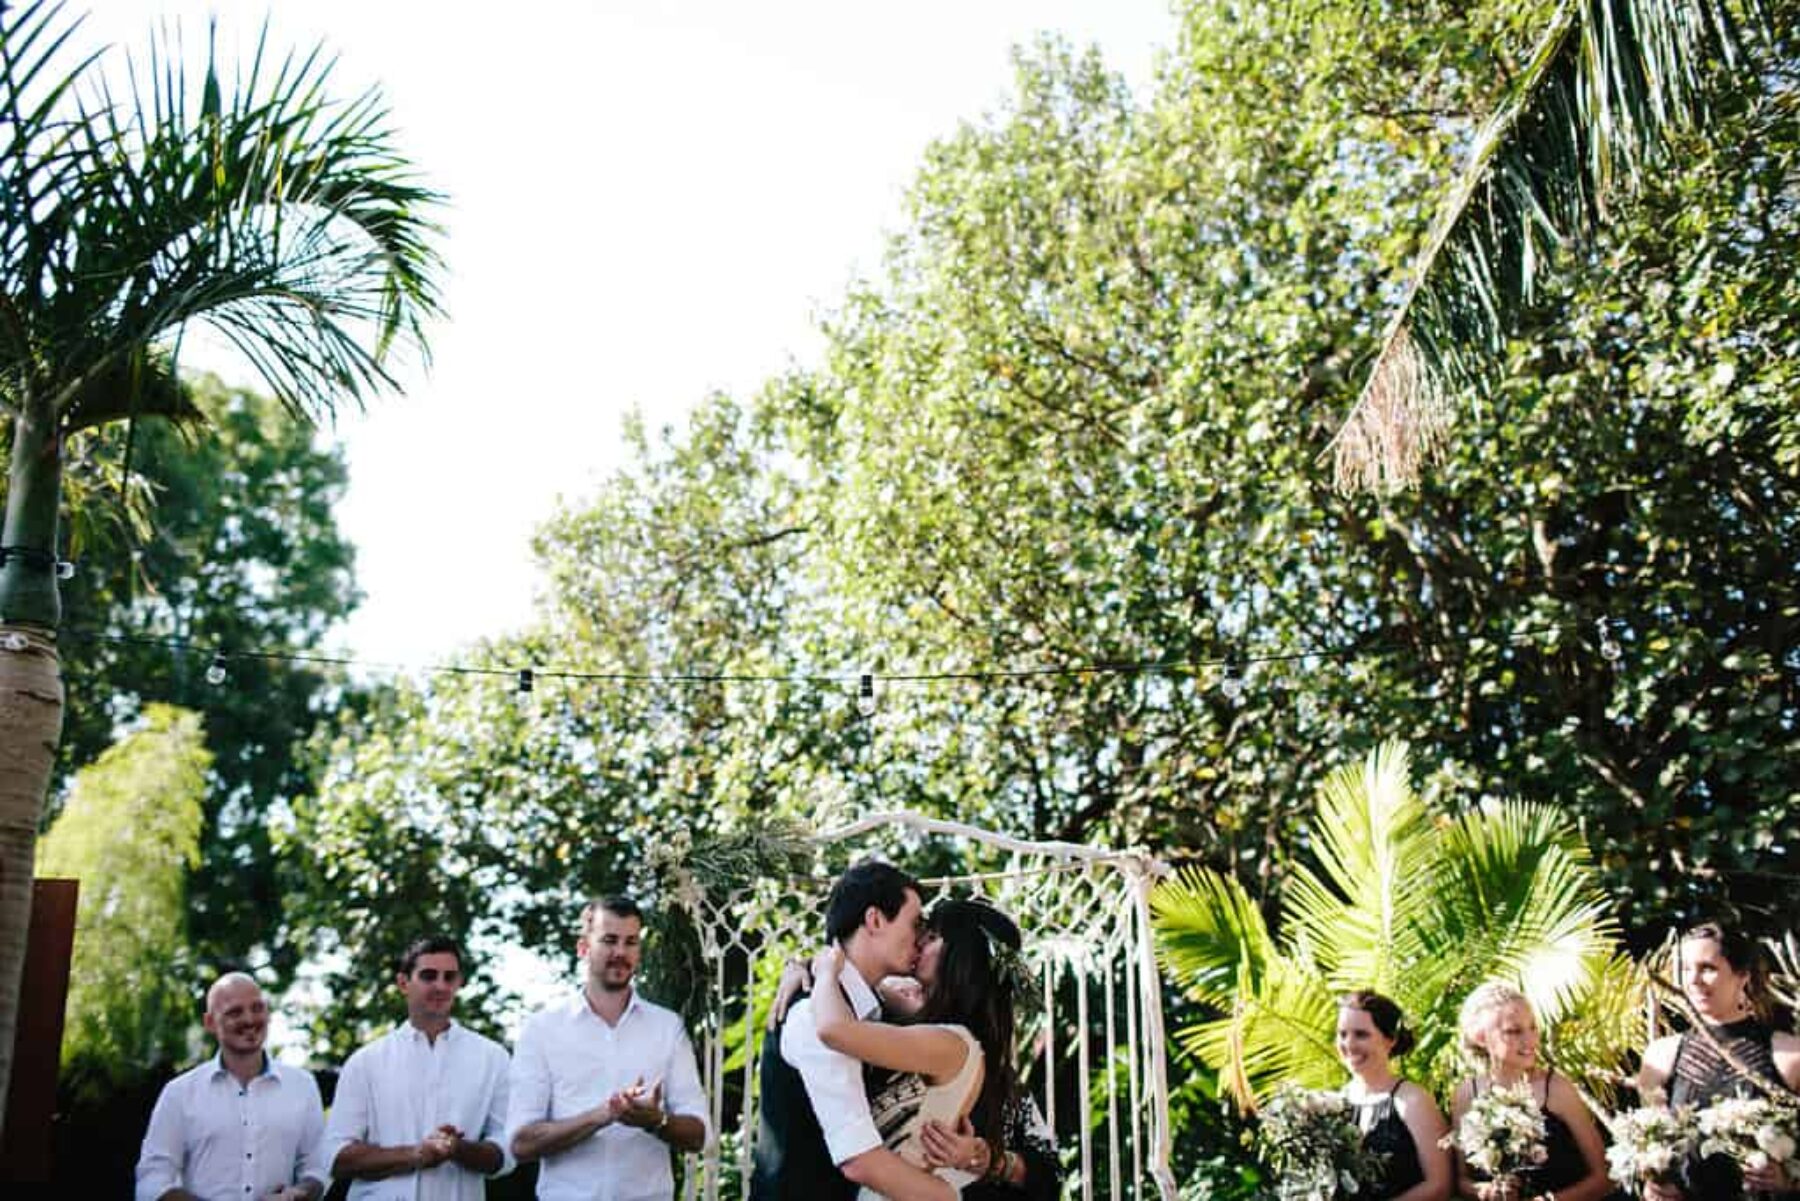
[810,898,1024,1197]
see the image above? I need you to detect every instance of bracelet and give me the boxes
[655,1110,670,1134]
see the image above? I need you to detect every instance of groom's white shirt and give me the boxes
[779,960,883,1165]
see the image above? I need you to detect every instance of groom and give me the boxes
[751,860,952,1201]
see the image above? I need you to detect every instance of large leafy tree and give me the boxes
[289,0,1800,1071]
[1152,742,1643,1106]
[0,0,441,1121]
[49,374,361,988]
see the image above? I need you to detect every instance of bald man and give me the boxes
[135,973,329,1201]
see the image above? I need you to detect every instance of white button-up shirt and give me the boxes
[507,990,710,1201]
[135,1053,328,1201]
[323,1020,514,1201]
[778,962,882,1165]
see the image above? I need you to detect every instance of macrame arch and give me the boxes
[664,811,1178,1201]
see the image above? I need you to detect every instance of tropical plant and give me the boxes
[1332,0,1775,489]
[0,0,442,1124]
[1152,741,1644,1106]
[35,704,209,1097]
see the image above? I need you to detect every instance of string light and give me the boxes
[1218,660,1246,703]
[1596,619,1624,663]
[51,613,1652,699]
[2,632,27,652]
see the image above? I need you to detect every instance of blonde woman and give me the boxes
[1448,983,1608,1201]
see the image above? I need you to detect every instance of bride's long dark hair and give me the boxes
[916,898,1022,1166]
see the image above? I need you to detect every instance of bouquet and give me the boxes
[1442,1082,1548,1181]
[1605,1107,1698,1192]
[1696,1095,1800,1182]
[1257,1085,1389,1200]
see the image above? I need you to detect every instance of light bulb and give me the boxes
[204,653,228,685]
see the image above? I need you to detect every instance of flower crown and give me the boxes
[984,926,1038,1012]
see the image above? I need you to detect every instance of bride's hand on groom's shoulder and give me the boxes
[767,958,814,1030]
[810,946,843,985]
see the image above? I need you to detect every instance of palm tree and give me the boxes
[1329,0,1771,491]
[0,0,443,1126]
[1152,741,1644,1106]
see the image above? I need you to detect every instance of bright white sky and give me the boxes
[91,1,1177,672]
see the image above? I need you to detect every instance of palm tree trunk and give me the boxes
[0,402,66,1140]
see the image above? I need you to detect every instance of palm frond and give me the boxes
[1331,0,1767,491]
[1417,802,1618,1019]
[1174,956,1341,1106]
[0,1,444,426]
[1542,949,1648,1107]
[1152,865,1279,1009]
[1285,741,1433,992]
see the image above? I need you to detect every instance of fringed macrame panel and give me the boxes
[663,812,1178,1201]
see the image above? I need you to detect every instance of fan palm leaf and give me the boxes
[1330,0,1767,490]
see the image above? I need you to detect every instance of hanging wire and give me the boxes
[48,613,1636,696]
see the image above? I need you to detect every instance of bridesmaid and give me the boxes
[1338,990,1453,1201]
[1447,982,1609,1201]
[1638,922,1800,1200]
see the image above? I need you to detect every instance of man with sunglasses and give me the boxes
[324,935,513,1199]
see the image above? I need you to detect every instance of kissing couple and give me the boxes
[751,860,1057,1201]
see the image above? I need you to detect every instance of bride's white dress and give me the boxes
[859,1024,984,1199]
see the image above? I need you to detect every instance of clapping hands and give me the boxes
[417,1123,464,1168]
[602,1076,667,1130]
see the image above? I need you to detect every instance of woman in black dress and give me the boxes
[1638,922,1800,1200]
[1447,981,1609,1201]
[1338,990,1453,1201]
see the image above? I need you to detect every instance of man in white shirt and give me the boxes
[324,935,512,1199]
[135,972,328,1201]
[751,860,952,1201]
[508,896,709,1201]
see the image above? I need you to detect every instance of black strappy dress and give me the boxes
[1667,1017,1793,1200]
[1354,1083,1426,1200]
[1463,1071,1590,1195]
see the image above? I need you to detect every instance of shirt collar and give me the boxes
[838,960,881,1020]
[208,1050,276,1080]
[401,1018,459,1043]
[572,986,644,1024]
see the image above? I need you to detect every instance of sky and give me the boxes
[89,1,1179,673]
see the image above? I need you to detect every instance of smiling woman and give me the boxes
[1637,923,1800,1201]
[1337,991,1453,1201]
[1448,982,1610,1201]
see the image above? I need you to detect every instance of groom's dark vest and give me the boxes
[750,994,862,1201]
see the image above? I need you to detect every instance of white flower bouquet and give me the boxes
[1605,1107,1698,1192]
[1443,1081,1548,1182]
[1257,1085,1388,1200]
[1696,1095,1800,1181]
